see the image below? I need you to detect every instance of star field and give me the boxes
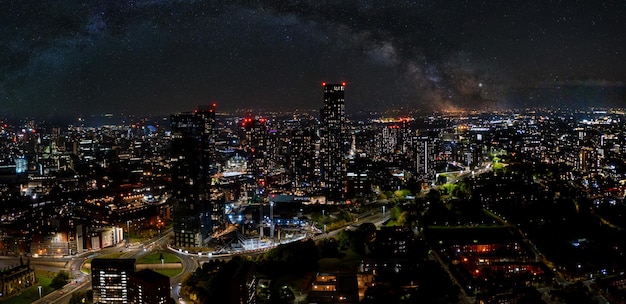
[0,0,624,118]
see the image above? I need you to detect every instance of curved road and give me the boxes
[8,207,389,304]
[28,227,200,304]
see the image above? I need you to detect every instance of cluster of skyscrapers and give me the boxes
[7,83,623,258]
[0,81,482,255]
[168,83,352,248]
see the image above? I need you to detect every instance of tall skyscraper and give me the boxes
[170,104,220,248]
[242,116,269,189]
[92,258,136,304]
[288,129,316,188]
[320,82,347,202]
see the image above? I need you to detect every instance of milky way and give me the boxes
[1,0,624,118]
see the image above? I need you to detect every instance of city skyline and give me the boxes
[1,1,625,119]
[3,104,626,302]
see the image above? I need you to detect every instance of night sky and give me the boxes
[1,0,624,118]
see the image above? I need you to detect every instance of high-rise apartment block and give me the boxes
[242,117,269,186]
[170,104,221,248]
[129,269,171,304]
[414,135,437,182]
[320,83,347,202]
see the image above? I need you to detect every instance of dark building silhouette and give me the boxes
[345,157,373,199]
[320,82,347,202]
[287,129,317,188]
[231,262,257,304]
[129,269,171,304]
[170,105,221,248]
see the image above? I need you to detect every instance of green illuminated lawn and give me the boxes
[152,268,183,277]
[137,251,181,264]
[318,249,362,272]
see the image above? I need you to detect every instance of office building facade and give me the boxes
[92,258,136,304]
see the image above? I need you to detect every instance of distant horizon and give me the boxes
[2,80,624,123]
[2,96,626,129]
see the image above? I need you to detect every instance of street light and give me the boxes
[382,205,386,217]
[270,201,274,239]
[259,203,264,238]
[38,285,42,299]
[126,220,131,241]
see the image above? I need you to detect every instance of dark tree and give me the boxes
[51,270,70,289]
[317,237,341,258]
[255,239,319,277]
[69,290,93,304]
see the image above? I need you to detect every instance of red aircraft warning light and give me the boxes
[322,82,346,86]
